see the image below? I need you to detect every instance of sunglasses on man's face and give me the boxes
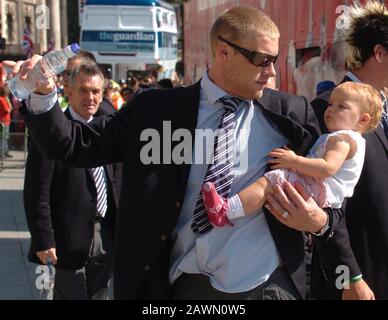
[218,35,278,68]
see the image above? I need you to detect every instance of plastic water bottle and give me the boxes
[8,43,80,100]
[40,257,55,300]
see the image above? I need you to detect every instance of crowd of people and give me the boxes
[1,0,388,301]
[0,82,24,158]
[54,63,183,113]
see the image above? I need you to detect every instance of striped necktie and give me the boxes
[92,166,108,218]
[191,96,243,235]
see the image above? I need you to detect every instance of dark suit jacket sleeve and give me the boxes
[23,140,56,251]
[315,204,362,281]
[21,98,137,168]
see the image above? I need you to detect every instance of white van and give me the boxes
[80,0,178,81]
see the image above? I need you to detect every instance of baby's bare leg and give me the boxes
[238,177,273,216]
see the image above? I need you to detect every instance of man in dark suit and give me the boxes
[14,5,358,300]
[24,64,121,299]
[310,1,388,300]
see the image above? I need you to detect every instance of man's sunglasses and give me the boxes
[218,35,278,68]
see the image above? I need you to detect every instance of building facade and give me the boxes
[0,0,68,60]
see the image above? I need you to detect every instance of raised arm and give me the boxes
[268,134,355,179]
[5,55,134,168]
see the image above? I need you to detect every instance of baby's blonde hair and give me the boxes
[334,82,383,133]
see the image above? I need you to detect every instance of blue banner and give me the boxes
[81,31,156,53]
[82,31,155,43]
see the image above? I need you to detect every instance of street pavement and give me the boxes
[0,150,39,300]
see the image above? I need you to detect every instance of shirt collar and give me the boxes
[200,71,229,105]
[69,106,93,123]
[346,71,362,83]
[200,71,252,108]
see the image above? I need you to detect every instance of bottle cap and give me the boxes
[70,43,80,54]
[63,43,80,58]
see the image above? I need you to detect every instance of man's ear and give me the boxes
[373,44,386,63]
[217,42,229,61]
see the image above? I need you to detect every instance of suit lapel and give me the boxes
[257,94,316,155]
[64,108,71,119]
[172,82,201,199]
[65,108,95,180]
[374,125,388,155]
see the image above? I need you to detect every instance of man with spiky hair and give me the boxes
[311,0,388,300]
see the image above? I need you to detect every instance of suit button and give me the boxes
[161,234,167,241]
[144,265,150,272]
[176,201,181,209]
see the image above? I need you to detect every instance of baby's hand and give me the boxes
[267,146,298,169]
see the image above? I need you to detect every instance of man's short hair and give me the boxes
[344,1,388,70]
[209,5,280,57]
[68,64,104,87]
[69,50,97,66]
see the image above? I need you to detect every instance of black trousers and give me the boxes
[53,218,114,300]
[172,267,301,300]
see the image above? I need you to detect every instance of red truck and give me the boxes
[183,0,387,100]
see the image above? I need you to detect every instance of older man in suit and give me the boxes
[10,5,359,300]
[310,1,388,300]
[60,51,116,115]
[24,64,121,299]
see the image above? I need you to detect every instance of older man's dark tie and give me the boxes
[191,96,243,235]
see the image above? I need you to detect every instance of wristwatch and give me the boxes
[311,212,330,237]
